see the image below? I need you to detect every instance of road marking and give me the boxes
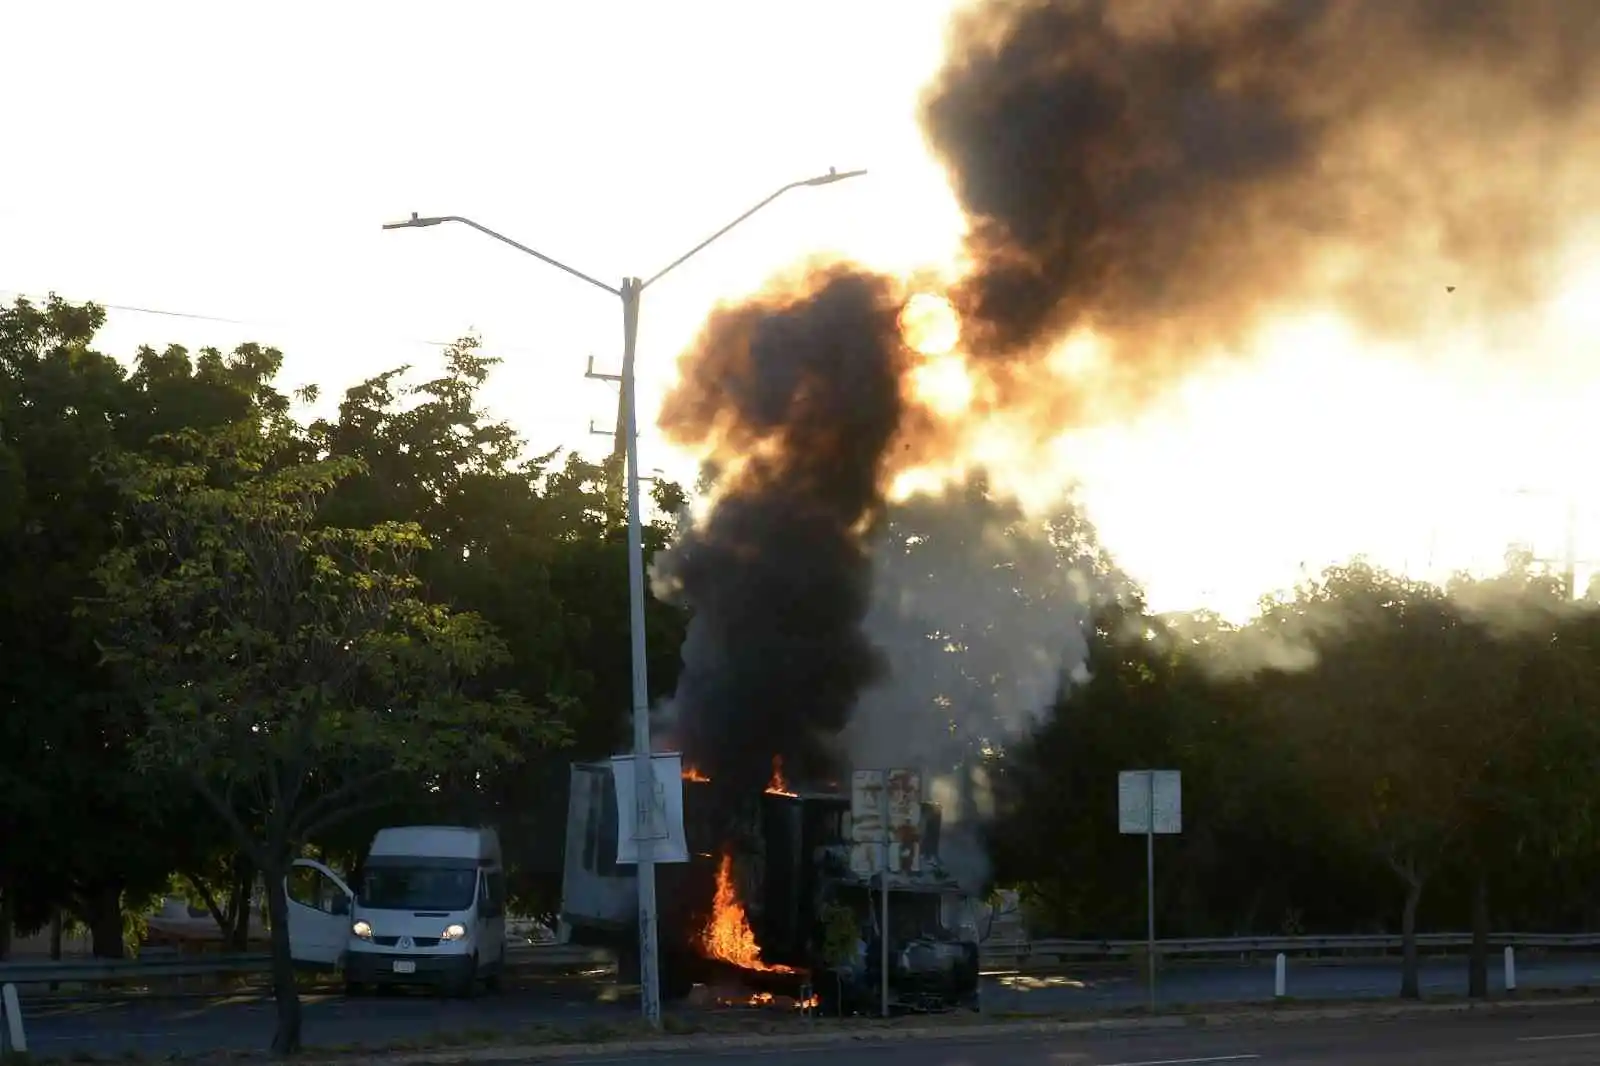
[1518,1031,1600,1042]
[576,1041,1264,1065]
[1094,1049,1254,1056]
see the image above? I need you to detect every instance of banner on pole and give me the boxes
[612,752,689,864]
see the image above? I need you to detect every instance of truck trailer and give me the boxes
[559,761,981,1012]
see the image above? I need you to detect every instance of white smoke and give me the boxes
[841,479,1115,892]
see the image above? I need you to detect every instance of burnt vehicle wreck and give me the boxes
[560,760,981,1013]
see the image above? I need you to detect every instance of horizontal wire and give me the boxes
[0,286,553,360]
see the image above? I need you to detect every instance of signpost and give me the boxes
[852,768,922,1017]
[1118,769,1181,1012]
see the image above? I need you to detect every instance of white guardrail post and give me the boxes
[1,982,26,1054]
[1505,946,1517,993]
[1274,952,1287,998]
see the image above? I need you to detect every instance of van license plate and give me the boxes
[392,960,416,974]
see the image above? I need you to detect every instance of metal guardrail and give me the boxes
[984,932,1600,964]
[5,932,1600,989]
[0,944,608,988]
[504,943,615,967]
[0,952,271,986]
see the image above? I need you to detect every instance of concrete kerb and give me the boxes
[300,994,1600,1065]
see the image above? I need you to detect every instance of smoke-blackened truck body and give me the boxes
[558,761,981,1011]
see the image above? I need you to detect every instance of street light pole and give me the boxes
[617,274,662,1025]
[383,167,865,1028]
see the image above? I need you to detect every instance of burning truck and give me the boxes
[559,757,982,1013]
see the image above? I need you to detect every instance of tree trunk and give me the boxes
[188,871,230,939]
[82,883,127,959]
[1468,869,1490,999]
[229,855,256,952]
[264,859,304,1056]
[1400,878,1424,1000]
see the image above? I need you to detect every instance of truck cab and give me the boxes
[287,825,507,996]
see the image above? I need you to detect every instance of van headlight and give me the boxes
[351,920,374,940]
[442,923,467,941]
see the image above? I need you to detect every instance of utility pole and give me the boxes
[381,167,864,1027]
[620,276,662,1023]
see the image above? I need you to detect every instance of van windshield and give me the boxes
[359,863,477,912]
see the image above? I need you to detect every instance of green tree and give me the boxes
[1436,557,1600,996]
[991,597,1340,941]
[0,297,274,953]
[1254,563,1530,998]
[89,421,569,1055]
[305,344,687,912]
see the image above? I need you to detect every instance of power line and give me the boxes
[0,286,551,360]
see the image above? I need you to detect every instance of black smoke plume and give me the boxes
[656,0,1600,806]
[926,0,1600,399]
[653,266,909,804]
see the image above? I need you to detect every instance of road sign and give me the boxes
[851,769,887,844]
[853,767,919,1018]
[850,768,923,874]
[1118,768,1182,1015]
[1118,770,1181,835]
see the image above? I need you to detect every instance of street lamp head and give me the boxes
[803,167,868,187]
[381,211,446,231]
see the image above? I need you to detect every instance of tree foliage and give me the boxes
[10,293,1600,1047]
[991,554,1600,1000]
[0,298,682,1052]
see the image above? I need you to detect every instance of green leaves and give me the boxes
[90,417,569,862]
[994,553,1600,945]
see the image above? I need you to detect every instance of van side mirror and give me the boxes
[331,894,350,916]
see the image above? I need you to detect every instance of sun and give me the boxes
[899,292,961,356]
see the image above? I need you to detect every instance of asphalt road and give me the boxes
[18,956,1600,1058]
[569,1006,1600,1064]
[20,977,626,1058]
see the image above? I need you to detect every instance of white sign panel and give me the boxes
[612,752,689,864]
[886,768,923,873]
[1118,770,1182,835]
[850,768,924,875]
[851,769,887,844]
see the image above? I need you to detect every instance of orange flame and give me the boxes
[716,991,818,1010]
[700,853,794,973]
[765,755,796,797]
[683,765,710,782]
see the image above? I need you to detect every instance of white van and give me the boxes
[286,825,507,996]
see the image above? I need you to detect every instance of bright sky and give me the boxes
[5,0,1597,622]
[1,0,965,470]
